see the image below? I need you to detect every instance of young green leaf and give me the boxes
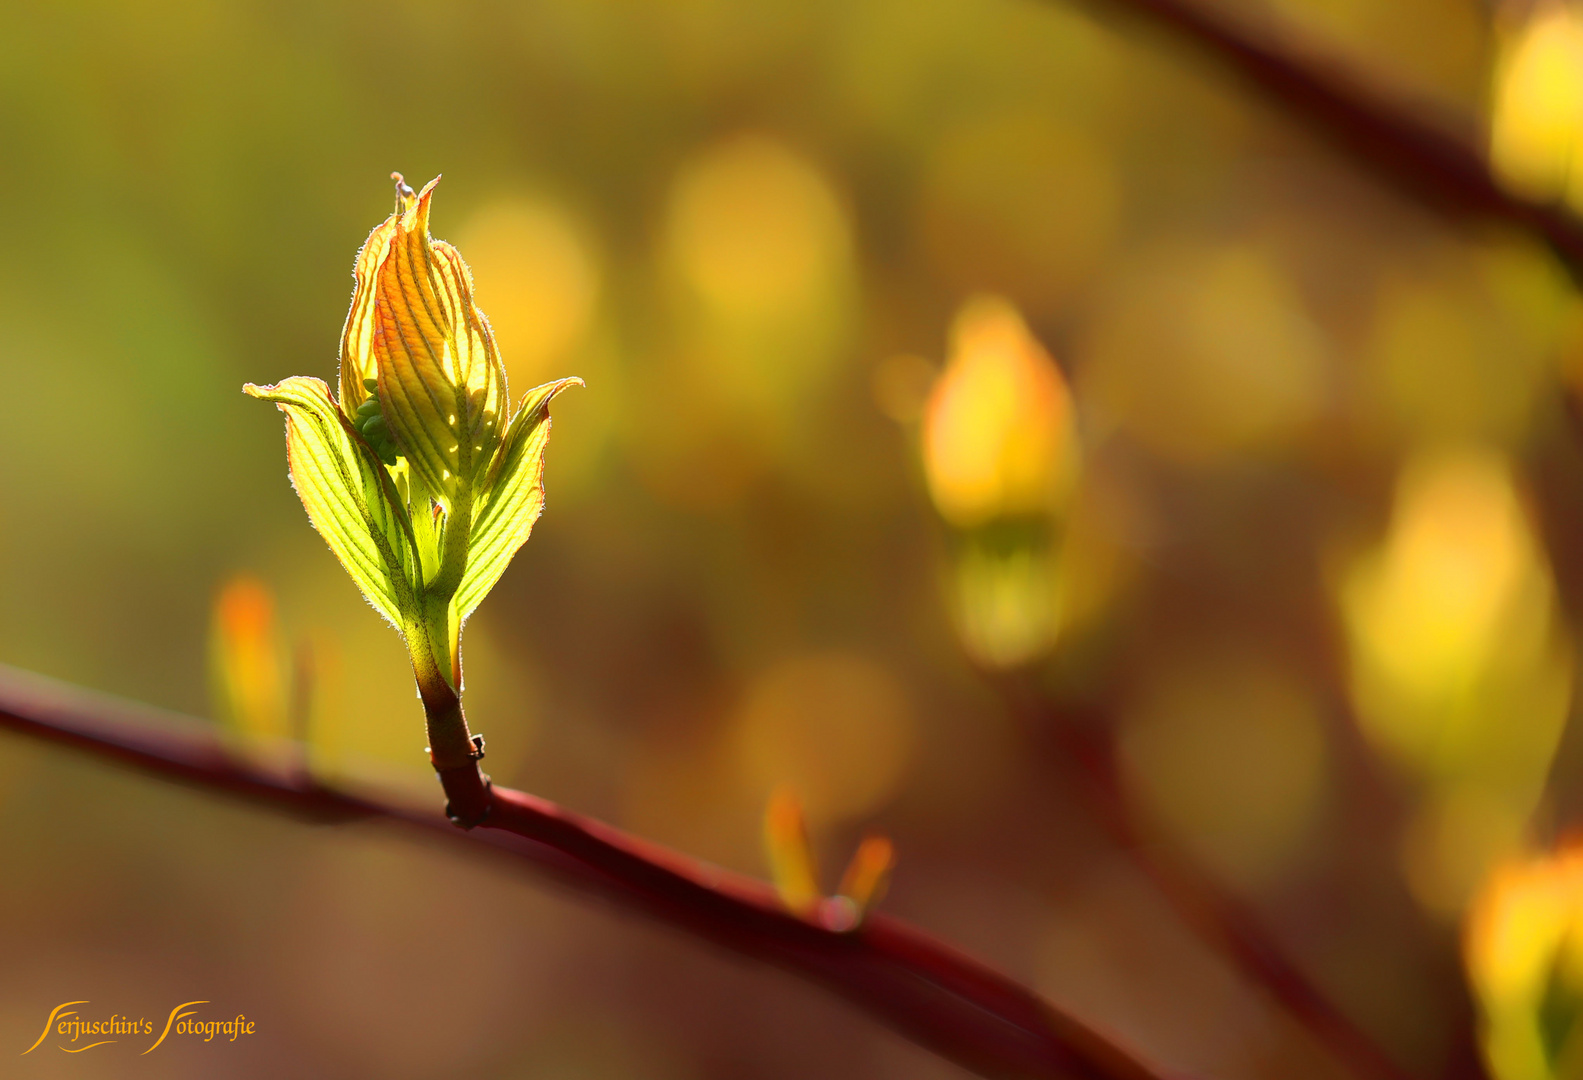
[456,377,582,623]
[244,376,416,625]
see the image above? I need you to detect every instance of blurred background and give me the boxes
[4,0,1583,1077]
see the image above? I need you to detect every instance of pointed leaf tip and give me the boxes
[366,175,508,502]
[246,375,416,628]
[452,376,584,622]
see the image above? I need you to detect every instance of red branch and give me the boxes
[997,676,1421,1080]
[1068,0,1583,278]
[0,665,1170,1080]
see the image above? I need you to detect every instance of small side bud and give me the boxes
[764,786,821,918]
[837,834,897,922]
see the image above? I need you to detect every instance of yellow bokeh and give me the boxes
[1491,3,1583,211]
[1343,449,1566,766]
[1080,243,1327,465]
[1119,648,1329,889]
[453,196,600,392]
[666,132,851,321]
[1364,266,1553,448]
[732,651,913,828]
[657,132,856,459]
[922,295,1078,529]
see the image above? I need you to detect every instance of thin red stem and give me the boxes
[1000,676,1418,1080]
[0,664,1171,1080]
[1067,0,1583,279]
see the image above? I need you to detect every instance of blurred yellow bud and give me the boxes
[1491,3,1583,210]
[922,296,1078,529]
[1467,844,1583,1080]
[1343,449,1566,763]
[210,575,286,741]
[1341,448,1572,911]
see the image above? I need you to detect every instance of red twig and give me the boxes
[998,676,1419,1080]
[0,664,1172,1080]
[1016,1,1530,1075]
[1065,0,1583,279]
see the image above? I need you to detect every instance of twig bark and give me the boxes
[0,663,1171,1080]
[1064,0,1583,279]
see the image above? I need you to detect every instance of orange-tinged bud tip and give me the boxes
[339,175,509,501]
[210,574,286,740]
[764,785,821,917]
[837,833,896,917]
[922,295,1078,529]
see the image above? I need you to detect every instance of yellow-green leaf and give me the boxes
[244,376,416,625]
[456,377,582,622]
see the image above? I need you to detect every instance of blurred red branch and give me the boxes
[0,664,1168,1080]
[1011,3,1532,1076]
[998,675,1430,1080]
[1064,0,1583,278]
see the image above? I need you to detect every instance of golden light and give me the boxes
[922,295,1078,529]
[665,133,851,320]
[453,196,600,391]
[732,651,914,828]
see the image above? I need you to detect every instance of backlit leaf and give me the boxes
[369,177,509,505]
[244,376,416,625]
[455,377,582,622]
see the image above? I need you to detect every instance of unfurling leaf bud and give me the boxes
[247,173,579,774]
[344,174,510,507]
